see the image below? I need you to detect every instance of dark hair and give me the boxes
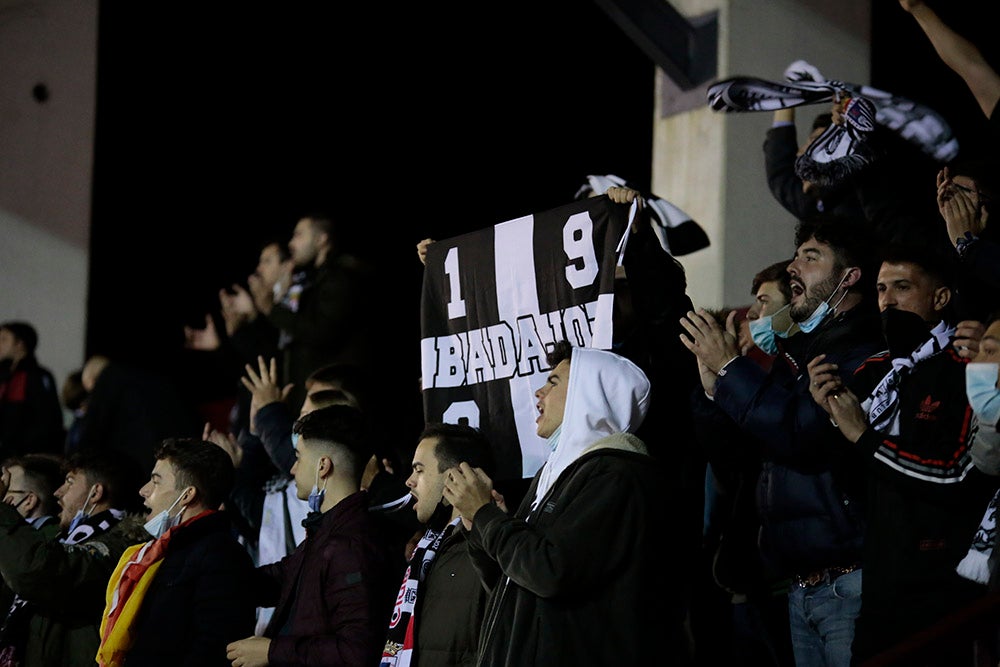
[811,112,833,132]
[945,154,997,218]
[794,219,878,297]
[303,214,339,247]
[11,453,64,516]
[293,405,372,484]
[153,438,234,510]
[751,259,793,302]
[65,448,142,511]
[259,236,291,262]
[305,362,370,405]
[306,388,355,409]
[879,242,957,290]
[546,340,575,368]
[419,422,495,478]
[61,370,88,411]
[0,321,38,355]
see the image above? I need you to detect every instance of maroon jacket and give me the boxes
[255,490,401,667]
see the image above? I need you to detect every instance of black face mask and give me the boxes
[880,308,931,359]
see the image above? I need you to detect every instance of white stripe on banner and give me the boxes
[494,214,549,477]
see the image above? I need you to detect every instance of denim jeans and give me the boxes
[786,569,862,667]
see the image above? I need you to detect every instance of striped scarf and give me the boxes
[862,321,954,437]
[380,518,459,667]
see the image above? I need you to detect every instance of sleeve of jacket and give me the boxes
[181,537,257,666]
[254,401,297,474]
[467,457,654,599]
[24,368,65,454]
[265,537,386,667]
[764,125,820,221]
[0,504,132,613]
[266,263,366,352]
[713,355,841,462]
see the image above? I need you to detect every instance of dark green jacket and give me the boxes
[0,504,148,667]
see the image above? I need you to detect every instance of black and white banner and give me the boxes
[420,196,630,481]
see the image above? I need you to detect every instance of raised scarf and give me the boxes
[96,509,214,667]
[380,518,459,667]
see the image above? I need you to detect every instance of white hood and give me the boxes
[531,347,650,509]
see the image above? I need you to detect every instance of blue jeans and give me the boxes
[786,569,862,667]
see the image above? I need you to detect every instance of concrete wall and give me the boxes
[654,0,870,311]
[0,0,95,422]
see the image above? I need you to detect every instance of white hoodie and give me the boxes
[530,346,651,509]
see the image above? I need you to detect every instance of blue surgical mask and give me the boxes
[143,490,187,539]
[67,485,97,534]
[748,304,794,355]
[291,432,300,451]
[308,464,325,513]
[797,272,849,333]
[966,362,1000,427]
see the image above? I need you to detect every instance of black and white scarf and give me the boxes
[862,321,953,437]
[707,59,959,163]
[380,517,460,667]
[957,488,999,586]
[575,174,710,257]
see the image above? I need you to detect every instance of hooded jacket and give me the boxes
[467,347,688,666]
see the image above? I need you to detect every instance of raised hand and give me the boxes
[183,314,221,351]
[240,356,293,434]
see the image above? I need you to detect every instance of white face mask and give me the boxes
[67,485,98,534]
[143,490,188,539]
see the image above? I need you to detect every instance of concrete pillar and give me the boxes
[654,0,871,310]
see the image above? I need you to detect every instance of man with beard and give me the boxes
[810,243,996,664]
[0,449,146,667]
[255,214,377,415]
[681,218,883,667]
[380,422,497,667]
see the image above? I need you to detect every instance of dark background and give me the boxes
[87,0,997,444]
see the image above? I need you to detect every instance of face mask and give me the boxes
[880,309,931,359]
[143,490,188,539]
[748,304,794,355]
[291,432,300,451]
[11,493,29,512]
[67,485,97,534]
[308,464,326,513]
[966,362,1000,427]
[797,272,849,333]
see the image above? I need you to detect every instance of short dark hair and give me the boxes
[794,219,878,297]
[546,340,575,368]
[751,260,793,302]
[812,112,833,132]
[305,362,370,404]
[260,236,291,262]
[293,405,372,484]
[65,448,142,511]
[879,242,956,290]
[12,453,64,516]
[0,321,38,355]
[153,438,234,510]
[419,422,495,478]
[302,214,339,247]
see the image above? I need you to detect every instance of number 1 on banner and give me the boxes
[444,246,466,320]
